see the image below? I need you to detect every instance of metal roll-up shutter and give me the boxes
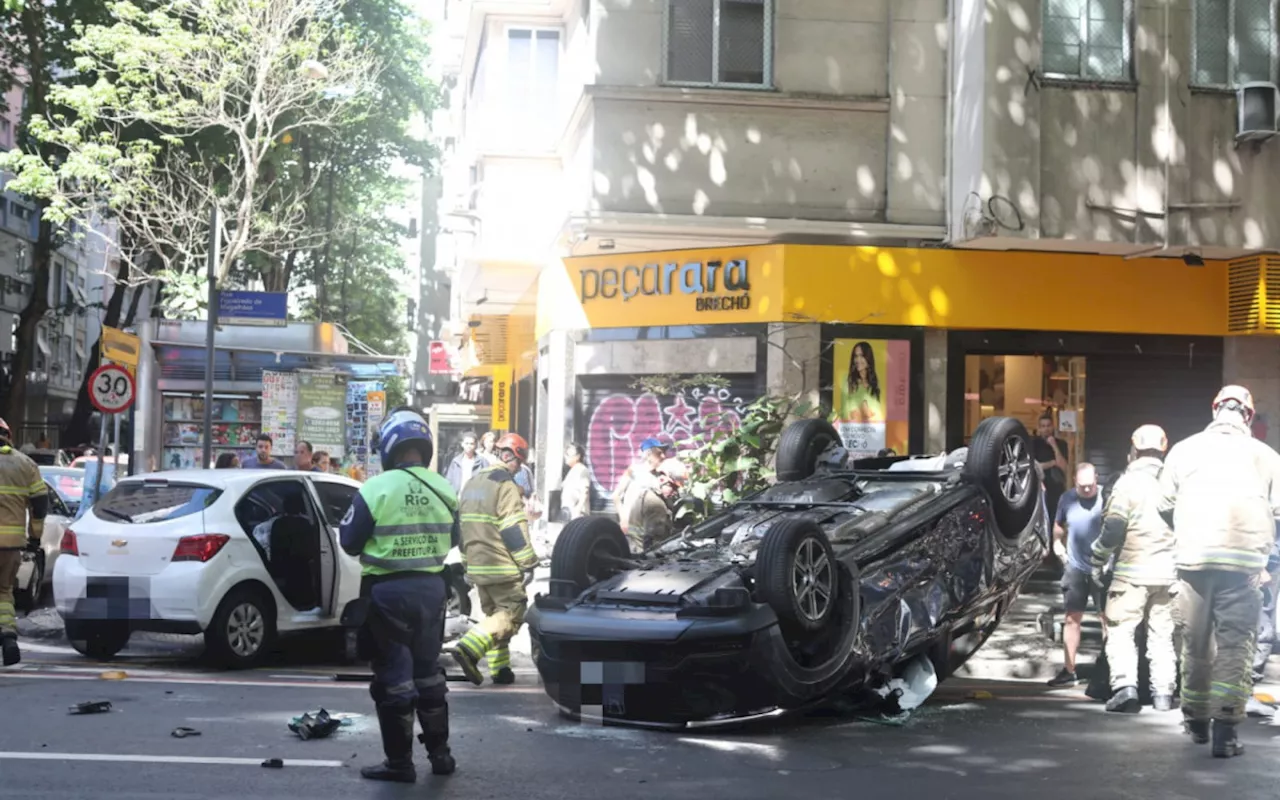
[576,373,765,514]
[1083,347,1223,487]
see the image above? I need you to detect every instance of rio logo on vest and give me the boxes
[578,258,752,313]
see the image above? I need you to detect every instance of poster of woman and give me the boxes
[832,339,910,459]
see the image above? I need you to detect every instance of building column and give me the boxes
[535,330,574,508]
[765,323,821,411]
[1223,336,1280,450]
[923,329,948,454]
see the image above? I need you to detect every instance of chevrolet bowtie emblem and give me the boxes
[112,539,128,548]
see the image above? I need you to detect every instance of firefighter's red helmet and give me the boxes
[496,433,529,464]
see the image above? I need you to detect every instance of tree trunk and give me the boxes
[316,165,336,316]
[7,0,52,433]
[60,259,130,445]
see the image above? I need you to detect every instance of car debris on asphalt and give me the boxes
[68,701,112,715]
[170,727,201,738]
[288,709,345,740]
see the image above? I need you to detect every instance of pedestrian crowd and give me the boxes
[1041,385,1280,760]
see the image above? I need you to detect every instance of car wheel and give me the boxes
[66,620,131,661]
[206,585,277,669]
[755,518,840,634]
[963,416,1040,535]
[550,517,630,595]
[776,419,844,482]
[14,552,43,612]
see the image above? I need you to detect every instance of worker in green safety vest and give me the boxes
[339,406,460,784]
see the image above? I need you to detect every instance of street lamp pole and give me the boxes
[201,204,221,469]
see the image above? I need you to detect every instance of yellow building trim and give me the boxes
[541,244,1230,337]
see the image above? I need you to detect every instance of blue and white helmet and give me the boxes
[377,406,434,470]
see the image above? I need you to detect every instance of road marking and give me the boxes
[0,752,344,767]
[0,670,546,693]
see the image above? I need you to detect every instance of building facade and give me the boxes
[428,0,1280,512]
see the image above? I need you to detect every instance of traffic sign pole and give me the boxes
[87,363,135,506]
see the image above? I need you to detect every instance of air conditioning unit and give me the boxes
[1237,82,1279,142]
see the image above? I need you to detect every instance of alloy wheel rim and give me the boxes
[997,437,1032,502]
[792,537,834,622]
[227,602,265,657]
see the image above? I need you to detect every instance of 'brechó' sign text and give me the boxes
[579,259,752,312]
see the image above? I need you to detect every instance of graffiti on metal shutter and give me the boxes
[584,385,751,497]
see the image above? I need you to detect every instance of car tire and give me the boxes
[14,552,43,612]
[755,518,840,634]
[205,584,277,669]
[550,516,630,595]
[776,419,843,482]
[963,416,1040,535]
[66,620,131,661]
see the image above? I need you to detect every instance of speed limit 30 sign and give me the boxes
[89,363,136,414]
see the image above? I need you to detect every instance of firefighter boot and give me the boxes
[360,707,417,783]
[1211,720,1245,758]
[1105,686,1140,713]
[416,705,456,776]
[492,668,515,684]
[1,634,19,667]
[450,630,490,686]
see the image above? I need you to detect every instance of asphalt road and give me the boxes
[4,639,1280,800]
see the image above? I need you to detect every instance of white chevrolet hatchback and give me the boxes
[53,469,368,668]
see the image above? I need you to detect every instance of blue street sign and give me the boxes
[217,291,288,326]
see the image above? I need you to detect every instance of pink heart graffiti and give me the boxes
[585,390,746,496]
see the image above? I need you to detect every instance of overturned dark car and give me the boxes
[526,416,1050,729]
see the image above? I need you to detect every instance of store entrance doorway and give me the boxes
[964,354,1087,502]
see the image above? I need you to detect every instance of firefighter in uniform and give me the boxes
[450,432,539,686]
[0,418,48,667]
[1158,385,1280,758]
[339,407,460,783]
[1088,424,1178,714]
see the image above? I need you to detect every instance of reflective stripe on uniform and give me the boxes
[1179,547,1268,572]
[460,513,500,525]
[370,523,453,539]
[499,513,526,529]
[510,546,536,564]
[486,645,510,671]
[466,564,521,577]
[458,628,493,659]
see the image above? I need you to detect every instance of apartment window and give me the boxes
[665,0,772,87]
[0,118,10,147]
[1193,0,1277,86]
[1042,0,1132,81]
[505,28,560,136]
[9,201,30,221]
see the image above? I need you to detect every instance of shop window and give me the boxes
[1042,0,1132,81]
[665,0,772,88]
[1192,0,1277,86]
[830,338,912,459]
[963,354,1087,477]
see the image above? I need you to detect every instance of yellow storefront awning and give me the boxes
[538,243,1251,339]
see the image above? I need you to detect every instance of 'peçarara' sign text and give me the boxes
[578,258,752,312]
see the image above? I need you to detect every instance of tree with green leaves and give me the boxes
[1,0,400,439]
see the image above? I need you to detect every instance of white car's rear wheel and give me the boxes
[206,585,277,669]
[66,620,131,661]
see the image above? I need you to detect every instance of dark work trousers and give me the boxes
[1252,571,1280,683]
[1178,569,1263,725]
[365,573,449,714]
